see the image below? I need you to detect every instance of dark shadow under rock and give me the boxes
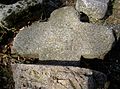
[79,12,90,23]
[79,37,120,89]
[35,60,81,67]
[104,37,120,89]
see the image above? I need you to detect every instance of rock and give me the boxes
[0,0,19,4]
[49,6,80,26]
[12,6,114,60]
[75,0,109,19]
[11,64,107,89]
[108,24,120,40]
[0,0,43,28]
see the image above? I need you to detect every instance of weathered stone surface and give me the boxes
[49,6,80,26]
[0,0,43,28]
[12,6,114,60]
[75,0,109,19]
[11,64,107,89]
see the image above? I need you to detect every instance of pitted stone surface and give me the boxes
[11,64,107,89]
[75,0,109,19]
[12,6,115,60]
[0,0,43,28]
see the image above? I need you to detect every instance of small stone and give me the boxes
[108,24,120,40]
[75,0,109,19]
[0,0,43,28]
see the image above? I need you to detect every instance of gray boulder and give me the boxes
[12,6,115,60]
[75,0,109,19]
[0,0,43,28]
[11,64,107,89]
